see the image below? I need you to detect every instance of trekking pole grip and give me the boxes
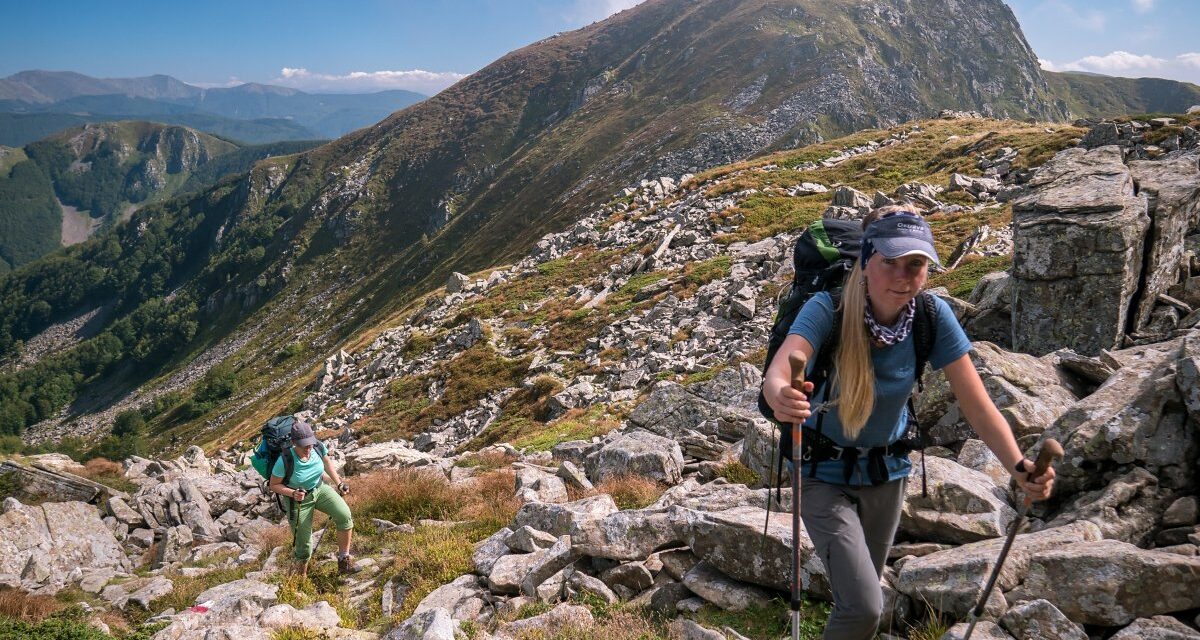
[1030,438,1063,479]
[788,351,807,390]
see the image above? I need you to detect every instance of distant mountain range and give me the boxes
[0,71,426,144]
[0,121,322,271]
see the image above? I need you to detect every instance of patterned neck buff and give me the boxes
[864,291,916,347]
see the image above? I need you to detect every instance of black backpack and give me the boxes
[756,217,862,423]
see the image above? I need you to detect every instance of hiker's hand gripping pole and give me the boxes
[787,351,807,640]
[962,439,1063,640]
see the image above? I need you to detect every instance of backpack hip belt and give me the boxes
[798,425,918,486]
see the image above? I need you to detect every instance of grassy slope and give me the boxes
[172,117,1082,455]
[1045,71,1200,119]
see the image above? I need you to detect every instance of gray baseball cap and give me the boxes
[290,419,318,447]
[862,212,941,266]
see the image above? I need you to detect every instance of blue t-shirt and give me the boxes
[788,292,972,485]
[271,445,325,491]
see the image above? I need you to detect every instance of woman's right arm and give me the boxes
[269,474,298,498]
[763,333,816,424]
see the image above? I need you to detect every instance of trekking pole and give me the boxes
[961,439,1063,640]
[787,351,807,640]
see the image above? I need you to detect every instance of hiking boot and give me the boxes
[337,554,361,575]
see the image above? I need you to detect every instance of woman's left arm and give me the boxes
[943,354,1054,502]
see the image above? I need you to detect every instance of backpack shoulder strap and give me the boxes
[808,292,843,396]
[912,291,939,392]
[282,449,296,487]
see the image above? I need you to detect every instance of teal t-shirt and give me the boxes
[788,292,972,485]
[271,445,325,490]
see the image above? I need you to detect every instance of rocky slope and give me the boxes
[4,113,1199,639]
[1,0,1082,444]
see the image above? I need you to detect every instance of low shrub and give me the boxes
[594,474,666,510]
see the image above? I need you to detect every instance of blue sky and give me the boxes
[2,0,1197,95]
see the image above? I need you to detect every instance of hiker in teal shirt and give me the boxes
[268,420,359,576]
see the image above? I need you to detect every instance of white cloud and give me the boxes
[1059,50,1167,74]
[1038,58,1059,71]
[568,0,646,25]
[272,68,467,95]
[1179,52,1200,68]
[1131,0,1155,12]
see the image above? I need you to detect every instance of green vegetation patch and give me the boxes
[693,598,830,640]
[718,193,826,243]
[928,255,1012,299]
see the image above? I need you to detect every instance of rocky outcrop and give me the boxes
[0,497,129,594]
[1011,145,1150,356]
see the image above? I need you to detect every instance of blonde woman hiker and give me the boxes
[267,420,360,576]
[761,207,1055,639]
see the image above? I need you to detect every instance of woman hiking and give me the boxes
[267,420,360,577]
[761,207,1055,639]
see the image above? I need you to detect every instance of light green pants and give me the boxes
[286,483,354,561]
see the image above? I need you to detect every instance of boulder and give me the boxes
[1011,146,1150,356]
[1041,337,1197,493]
[494,603,593,639]
[628,381,761,441]
[257,602,343,632]
[998,599,1087,640]
[385,606,459,640]
[1126,158,1200,332]
[507,526,559,553]
[472,527,512,575]
[681,561,772,612]
[651,478,772,513]
[556,461,593,492]
[488,551,546,595]
[566,571,619,605]
[0,499,127,594]
[1042,467,1164,545]
[831,185,872,209]
[942,621,1015,639]
[1163,496,1199,528]
[899,454,1017,544]
[343,442,435,474]
[446,272,470,294]
[1015,539,1200,626]
[599,562,654,593]
[514,467,569,504]
[1108,616,1200,639]
[513,495,618,538]
[670,505,828,597]
[894,521,1102,619]
[414,575,491,622]
[519,536,580,597]
[573,508,681,560]
[102,576,174,610]
[585,430,684,485]
[915,342,1080,447]
[196,579,279,609]
[956,439,1009,487]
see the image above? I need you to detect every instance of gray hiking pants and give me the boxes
[801,476,906,640]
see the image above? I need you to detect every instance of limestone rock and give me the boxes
[1108,616,1200,639]
[1011,146,1149,356]
[513,495,618,538]
[1126,158,1200,332]
[1041,337,1197,493]
[899,454,1017,544]
[895,521,1102,619]
[343,442,435,474]
[572,508,682,561]
[1042,467,1163,545]
[670,505,828,597]
[681,561,772,612]
[915,342,1079,447]
[473,527,512,575]
[1016,539,1200,626]
[585,429,684,485]
[414,575,490,622]
[495,603,593,639]
[385,606,459,640]
[998,599,1087,640]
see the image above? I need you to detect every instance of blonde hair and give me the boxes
[830,262,874,439]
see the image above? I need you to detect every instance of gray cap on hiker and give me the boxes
[863,211,941,266]
[291,419,318,447]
